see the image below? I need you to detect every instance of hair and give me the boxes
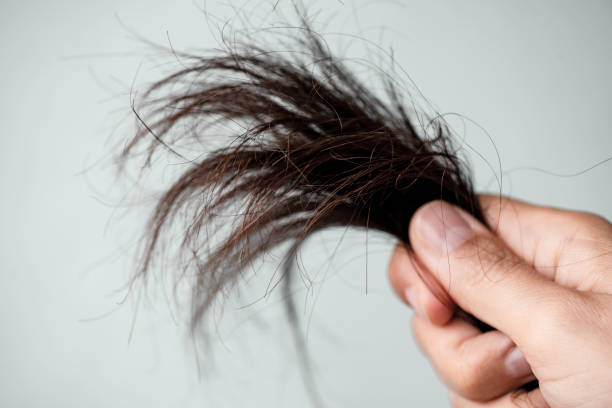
[119,4,490,375]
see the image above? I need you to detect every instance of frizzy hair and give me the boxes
[119,10,489,340]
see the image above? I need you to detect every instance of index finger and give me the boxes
[479,194,612,289]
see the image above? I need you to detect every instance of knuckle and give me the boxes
[452,354,491,401]
[571,210,612,236]
[456,372,486,401]
[574,210,610,227]
[454,375,482,401]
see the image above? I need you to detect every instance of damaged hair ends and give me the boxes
[118,3,490,363]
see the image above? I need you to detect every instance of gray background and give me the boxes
[1,0,611,407]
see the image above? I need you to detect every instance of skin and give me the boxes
[387,195,612,407]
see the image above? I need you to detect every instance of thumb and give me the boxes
[409,200,570,343]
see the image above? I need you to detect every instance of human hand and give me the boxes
[388,195,612,407]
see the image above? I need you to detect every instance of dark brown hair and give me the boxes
[120,7,487,353]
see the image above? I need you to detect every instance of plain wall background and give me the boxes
[1,0,611,407]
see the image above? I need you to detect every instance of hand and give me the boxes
[387,195,612,407]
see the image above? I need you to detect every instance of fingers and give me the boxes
[477,195,612,291]
[412,315,535,402]
[408,200,578,343]
[450,388,549,408]
[388,195,612,324]
[478,194,612,253]
[387,198,610,408]
[388,244,455,325]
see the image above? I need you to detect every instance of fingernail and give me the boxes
[505,347,532,378]
[405,287,428,320]
[416,201,474,254]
